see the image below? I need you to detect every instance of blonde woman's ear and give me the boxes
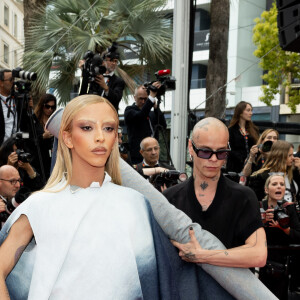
[62,131,73,149]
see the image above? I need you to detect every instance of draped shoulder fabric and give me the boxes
[0,174,237,300]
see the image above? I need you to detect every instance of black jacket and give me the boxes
[0,94,29,146]
[124,100,166,164]
[226,124,256,173]
[80,73,125,112]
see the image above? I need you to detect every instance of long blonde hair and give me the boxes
[253,140,294,182]
[255,129,279,163]
[43,95,122,192]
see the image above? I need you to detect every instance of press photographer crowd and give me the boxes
[0,44,300,299]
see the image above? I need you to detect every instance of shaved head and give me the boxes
[192,117,228,142]
[0,165,18,178]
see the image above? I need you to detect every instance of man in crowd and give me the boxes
[134,137,174,177]
[0,69,17,146]
[124,84,166,164]
[134,137,175,192]
[0,69,33,147]
[165,117,267,268]
[0,165,21,228]
[80,47,125,112]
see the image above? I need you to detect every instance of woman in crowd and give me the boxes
[241,129,279,178]
[259,174,300,300]
[248,140,300,202]
[32,93,57,179]
[227,101,259,173]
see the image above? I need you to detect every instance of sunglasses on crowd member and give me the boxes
[191,140,231,160]
[44,104,56,110]
[0,178,22,185]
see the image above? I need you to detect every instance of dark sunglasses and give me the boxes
[191,140,231,160]
[44,104,56,110]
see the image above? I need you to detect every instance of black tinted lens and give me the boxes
[216,151,229,160]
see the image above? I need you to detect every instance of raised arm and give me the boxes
[0,215,33,299]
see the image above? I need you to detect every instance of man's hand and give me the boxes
[150,81,161,99]
[95,75,109,92]
[0,200,6,213]
[171,227,205,263]
[7,152,18,166]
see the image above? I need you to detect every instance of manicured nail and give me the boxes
[189,226,193,230]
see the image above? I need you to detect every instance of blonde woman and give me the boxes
[249,140,300,202]
[241,129,279,178]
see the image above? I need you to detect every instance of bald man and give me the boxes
[0,165,21,228]
[164,117,267,268]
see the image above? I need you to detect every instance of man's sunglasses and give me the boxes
[191,140,231,160]
[44,104,56,110]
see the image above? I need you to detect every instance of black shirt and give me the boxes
[163,175,263,249]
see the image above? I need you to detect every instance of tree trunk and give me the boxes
[205,0,229,118]
[23,0,46,52]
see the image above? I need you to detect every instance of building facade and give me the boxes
[0,0,24,70]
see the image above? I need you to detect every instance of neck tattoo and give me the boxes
[200,181,208,190]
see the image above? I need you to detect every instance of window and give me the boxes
[14,50,18,67]
[4,43,9,64]
[194,9,210,32]
[14,14,18,37]
[191,64,207,89]
[4,5,9,27]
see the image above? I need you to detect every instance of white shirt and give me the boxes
[0,95,17,142]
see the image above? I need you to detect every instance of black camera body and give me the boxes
[258,140,273,153]
[16,149,32,163]
[83,51,107,82]
[12,67,37,81]
[150,170,187,191]
[12,132,32,163]
[144,70,176,97]
[273,201,290,229]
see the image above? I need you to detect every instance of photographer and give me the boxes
[0,137,44,194]
[80,44,125,112]
[134,137,176,191]
[0,69,33,147]
[0,165,22,228]
[259,174,300,299]
[124,84,167,164]
[241,129,278,179]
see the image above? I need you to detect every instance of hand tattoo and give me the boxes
[224,251,229,256]
[185,252,196,260]
[200,181,208,190]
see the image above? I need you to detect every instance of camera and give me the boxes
[273,201,290,229]
[14,80,32,94]
[144,69,176,97]
[12,132,32,163]
[258,140,273,153]
[150,170,187,191]
[0,211,9,223]
[16,149,32,163]
[12,67,37,81]
[82,51,107,82]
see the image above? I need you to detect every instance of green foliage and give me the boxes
[23,0,172,104]
[253,1,300,113]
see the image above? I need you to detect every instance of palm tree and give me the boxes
[23,0,172,104]
[23,0,46,52]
